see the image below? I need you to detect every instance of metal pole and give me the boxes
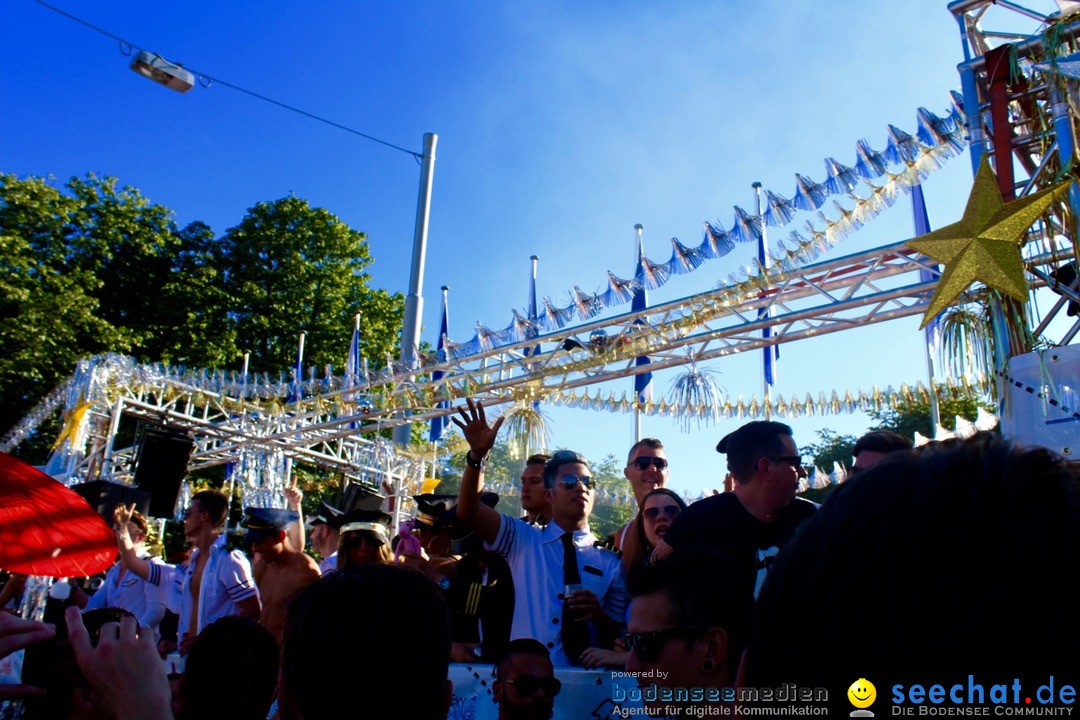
[393,133,438,448]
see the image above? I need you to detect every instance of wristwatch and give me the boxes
[465,450,486,469]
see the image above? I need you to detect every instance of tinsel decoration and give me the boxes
[502,403,550,460]
[935,304,993,380]
[667,361,725,431]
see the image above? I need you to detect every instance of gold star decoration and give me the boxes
[907,156,1072,328]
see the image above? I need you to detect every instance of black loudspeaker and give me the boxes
[71,480,151,525]
[133,428,194,518]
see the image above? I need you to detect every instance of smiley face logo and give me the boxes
[848,678,876,709]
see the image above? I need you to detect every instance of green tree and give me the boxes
[1,176,406,462]
[868,392,993,439]
[0,175,127,452]
[219,196,404,375]
[803,429,857,473]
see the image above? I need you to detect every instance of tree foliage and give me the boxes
[1,174,404,461]
[867,392,993,440]
[803,429,858,473]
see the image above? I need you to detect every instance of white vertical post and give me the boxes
[393,133,438,448]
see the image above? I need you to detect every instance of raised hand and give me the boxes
[113,502,135,529]
[450,398,504,459]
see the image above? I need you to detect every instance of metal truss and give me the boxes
[950,0,1080,347]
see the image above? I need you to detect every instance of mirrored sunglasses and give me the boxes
[558,474,594,490]
[631,457,669,471]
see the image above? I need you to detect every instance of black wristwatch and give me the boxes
[465,451,486,469]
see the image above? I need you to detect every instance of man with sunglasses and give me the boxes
[493,638,562,720]
[653,421,815,598]
[624,548,751,716]
[453,399,627,667]
[609,438,669,554]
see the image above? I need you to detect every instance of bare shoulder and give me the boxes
[289,551,321,577]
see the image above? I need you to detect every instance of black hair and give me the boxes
[281,564,451,720]
[181,616,278,720]
[626,438,664,465]
[525,453,551,467]
[744,433,1080,691]
[191,489,230,528]
[494,637,552,680]
[715,421,793,483]
[542,450,590,489]
[627,546,753,667]
[852,429,913,456]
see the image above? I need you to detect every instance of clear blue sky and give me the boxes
[0,1,1053,495]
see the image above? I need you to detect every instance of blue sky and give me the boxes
[1,1,1053,495]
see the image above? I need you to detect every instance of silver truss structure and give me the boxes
[7,0,1080,493]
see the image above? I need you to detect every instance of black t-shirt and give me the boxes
[662,493,817,596]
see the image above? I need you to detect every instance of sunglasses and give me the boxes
[768,455,803,468]
[642,504,680,521]
[626,626,710,662]
[631,457,669,471]
[345,532,385,549]
[505,674,562,697]
[557,474,594,490]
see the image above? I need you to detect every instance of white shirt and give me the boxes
[487,515,627,666]
[148,535,258,637]
[85,551,167,630]
[319,551,338,575]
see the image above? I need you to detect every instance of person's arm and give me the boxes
[650,538,674,561]
[138,560,168,630]
[235,595,261,620]
[113,504,153,581]
[452,399,505,545]
[619,517,644,573]
[223,551,262,619]
[284,483,305,553]
[0,573,26,612]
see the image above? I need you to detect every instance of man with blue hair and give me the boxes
[453,399,627,667]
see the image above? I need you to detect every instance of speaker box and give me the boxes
[133,429,194,518]
[71,480,151,525]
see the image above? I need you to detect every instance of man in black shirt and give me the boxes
[653,420,815,597]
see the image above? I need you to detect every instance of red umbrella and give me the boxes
[0,452,116,577]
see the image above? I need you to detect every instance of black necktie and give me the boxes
[560,532,589,663]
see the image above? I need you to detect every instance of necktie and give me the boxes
[560,532,589,663]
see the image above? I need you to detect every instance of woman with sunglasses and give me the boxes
[619,488,687,574]
[336,510,393,569]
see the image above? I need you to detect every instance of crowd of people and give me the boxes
[1,398,1078,719]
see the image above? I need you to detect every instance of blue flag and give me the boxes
[344,317,361,401]
[758,232,779,386]
[633,236,653,404]
[429,289,451,442]
[285,334,305,404]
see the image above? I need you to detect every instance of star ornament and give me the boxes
[907,156,1072,328]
